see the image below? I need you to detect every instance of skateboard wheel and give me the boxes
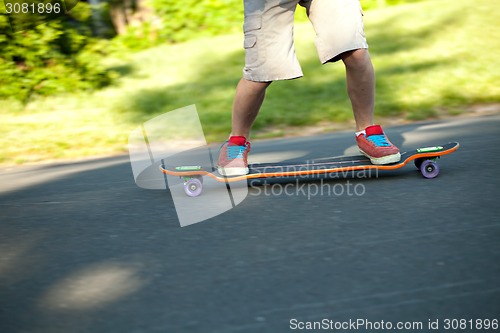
[193,175,203,184]
[420,160,440,179]
[184,178,203,197]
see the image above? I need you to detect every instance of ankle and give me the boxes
[228,135,247,146]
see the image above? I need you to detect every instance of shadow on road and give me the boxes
[1,116,499,333]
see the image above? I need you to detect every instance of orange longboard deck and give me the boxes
[160,142,459,183]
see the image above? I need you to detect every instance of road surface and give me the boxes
[1,115,499,333]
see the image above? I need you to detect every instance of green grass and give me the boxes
[1,0,499,165]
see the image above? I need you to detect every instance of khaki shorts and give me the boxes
[242,0,368,82]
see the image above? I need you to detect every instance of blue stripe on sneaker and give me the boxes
[367,135,391,147]
[227,145,247,160]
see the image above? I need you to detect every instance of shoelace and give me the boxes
[226,145,247,160]
[367,134,391,147]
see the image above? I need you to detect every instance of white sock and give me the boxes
[355,130,366,137]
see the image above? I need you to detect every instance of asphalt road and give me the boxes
[1,115,499,333]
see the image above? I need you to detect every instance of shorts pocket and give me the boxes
[243,15,264,68]
[243,14,262,32]
[244,34,260,67]
[244,35,257,49]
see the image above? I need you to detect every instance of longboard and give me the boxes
[160,142,459,197]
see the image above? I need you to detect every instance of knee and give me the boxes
[241,78,272,92]
[341,49,372,71]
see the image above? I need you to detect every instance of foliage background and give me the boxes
[0,0,424,103]
[1,0,499,165]
[0,1,112,103]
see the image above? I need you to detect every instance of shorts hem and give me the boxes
[242,71,304,82]
[320,44,369,64]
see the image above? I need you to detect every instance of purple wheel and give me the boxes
[193,175,203,184]
[420,159,440,179]
[184,178,203,197]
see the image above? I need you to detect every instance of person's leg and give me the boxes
[303,0,372,132]
[341,48,400,163]
[217,79,271,176]
[341,49,400,164]
[304,0,400,164]
[233,0,301,139]
[340,48,375,132]
[218,0,302,175]
[231,78,272,139]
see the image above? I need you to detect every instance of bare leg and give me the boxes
[341,49,375,132]
[231,78,272,138]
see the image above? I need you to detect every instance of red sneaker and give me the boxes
[217,136,251,176]
[356,125,401,165]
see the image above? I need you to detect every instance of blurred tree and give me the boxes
[106,0,153,35]
[0,2,113,103]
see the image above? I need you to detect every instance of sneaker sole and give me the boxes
[217,166,249,176]
[360,150,401,165]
